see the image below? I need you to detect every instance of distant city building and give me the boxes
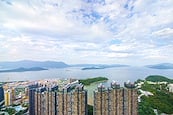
[28,83,40,115]
[168,84,173,92]
[0,86,4,102]
[3,81,31,106]
[4,89,12,106]
[11,88,15,102]
[93,82,138,115]
[29,80,88,115]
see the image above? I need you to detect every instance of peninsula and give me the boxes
[0,67,48,73]
[79,77,108,85]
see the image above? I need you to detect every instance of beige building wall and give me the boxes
[57,90,87,115]
[35,91,56,115]
[94,87,138,115]
[4,90,12,106]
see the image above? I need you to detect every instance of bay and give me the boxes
[0,66,173,84]
[1,66,173,105]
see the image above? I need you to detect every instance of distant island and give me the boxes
[81,66,105,70]
[146,63,173,69]
[79,77,108,85]
[81,64,129,70]
[0,67,48,73]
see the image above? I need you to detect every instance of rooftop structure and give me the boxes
[111,81,120,89]
[124,81,136,88]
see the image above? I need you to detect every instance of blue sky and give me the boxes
[0,0,173,65]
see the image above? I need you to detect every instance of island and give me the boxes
[146,63,173,69]
[81,64,129,70]
[0,67,48,73]
[137,75,173,115]
[81,66,105,70]
[79,77,108,85]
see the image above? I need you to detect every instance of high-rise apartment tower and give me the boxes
[93,82,138,115]
[29,82,88,115]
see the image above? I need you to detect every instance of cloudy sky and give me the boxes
[0,0,173,65]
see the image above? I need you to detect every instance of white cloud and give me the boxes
[152,28,173,36]
[107,52,132,58]
[0,0,173,65]
[109,44,134,52]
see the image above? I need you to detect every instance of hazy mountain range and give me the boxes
[146,63,173,69]
[0,60,129,72]
[0,60,129,69]
[0,60,173,73]
[0,60,69,69]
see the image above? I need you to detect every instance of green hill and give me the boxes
[139,75,173,115]
[79,77,108,85]
[145,75,173,83]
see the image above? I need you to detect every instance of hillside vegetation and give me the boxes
[145,75,173,83]
[79,77,108,85]
[139,75,173,115]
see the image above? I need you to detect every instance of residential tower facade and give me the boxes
[93,82,138,115]
[29,81,88,115]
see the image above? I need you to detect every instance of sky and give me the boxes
[0,0,173,65]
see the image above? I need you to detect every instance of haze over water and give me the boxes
[1,67,173,85]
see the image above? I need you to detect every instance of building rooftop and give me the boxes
[111,81,120,89]
[124,81,136,88]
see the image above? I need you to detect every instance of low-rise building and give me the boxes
[168,84,173,92]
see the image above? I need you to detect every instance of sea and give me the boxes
[0,66,173,84]
[1,66,173,105]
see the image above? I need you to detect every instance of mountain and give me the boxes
[71,64,129,67]
[0,60,69,69]
[0,67,48,73]
[0,60,129,71]
[146,63,173,69]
